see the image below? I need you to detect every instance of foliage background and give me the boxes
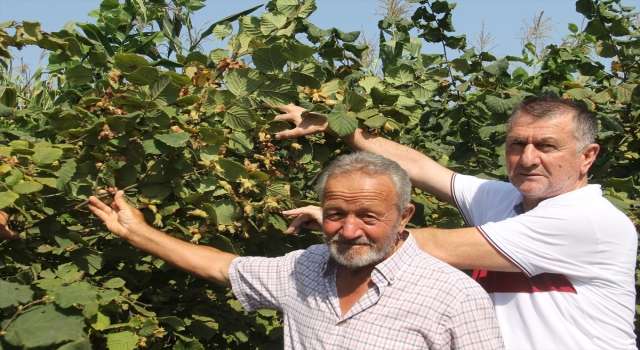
[0,0,638,348]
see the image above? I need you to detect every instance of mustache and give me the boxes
[327,234,374,246]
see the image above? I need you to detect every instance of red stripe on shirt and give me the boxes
[472,270,577,294]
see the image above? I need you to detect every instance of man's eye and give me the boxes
[362,214,378,222]
[325,213,342,220]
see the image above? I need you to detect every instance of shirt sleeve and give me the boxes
[478,204,601,279]
[452,174,522,227]
[228,250,304,312]
[444,288,505,349]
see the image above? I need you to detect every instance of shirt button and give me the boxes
[390,276,394,281]
[338,321,346,327]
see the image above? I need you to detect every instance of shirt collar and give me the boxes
[373,231,419,285]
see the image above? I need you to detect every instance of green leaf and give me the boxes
[256,78,297,106]
[484,59,509,75]
[141,75,180,106]
[158,316,186,331]
[154,132,190,147]
[65,65,93,85]
[57,338,92,350]
[183,51,209,66]
[359,76,384,94]
[217,158,249,182]
[283,42,316,62]
[214,200,239,225]
[70,249,104,275]
[103,278,126,289]
[106,331,139,350]
[32,147,63,165]
[260,12,288,35]
[290,63,325,89]
[225,68,264,96]
[174,337,205,350]
[213,22,233,41]
[344,91,367,112]
[12,181,44,194]
[0,190,20,209]
[34,177,58,188]
[327,104,358,137]
[584,19,607,36]
[363,114,388,129]
[385,64,415,85]
[0,280,33,308]
[114,53,151,72]
[224,106,257,130]
[565,88,594,100]
[56,161,77,190]
[253,44,288,74]
[199,127,226,145]
[141,184,172,201]
[485,95,517,115]
[123,66,159,85]
[568,23,579,33]
[4,304,85,348]
[53,282,100,308]
[0,102,14,117]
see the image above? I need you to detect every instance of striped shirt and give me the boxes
[229,233,504,349]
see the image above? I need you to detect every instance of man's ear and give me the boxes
[398,204,416,231]
[581,143,600,175]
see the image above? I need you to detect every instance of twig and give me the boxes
[0,298,47,334]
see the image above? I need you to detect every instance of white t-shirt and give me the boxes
[452,173,637,349]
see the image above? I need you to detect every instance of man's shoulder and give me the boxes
[406,249,488,295]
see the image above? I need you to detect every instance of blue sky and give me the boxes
[0,0,635,70]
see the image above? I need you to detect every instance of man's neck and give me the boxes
[334,239,405,317]
[522,178,589,212]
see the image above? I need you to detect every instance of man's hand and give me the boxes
[268,104,334,140]
[282,206,323,234]
[88,190,145,239]
[0,211,19,240]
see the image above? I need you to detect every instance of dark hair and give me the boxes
[316,151,412,212]
[507,94,598,151]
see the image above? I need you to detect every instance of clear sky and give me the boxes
[0,0,635,71]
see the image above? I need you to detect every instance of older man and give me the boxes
[88,152,503,349]
[277,95,637,349]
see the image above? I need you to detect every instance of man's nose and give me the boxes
[340,216,363,240]
[520,144,540,168]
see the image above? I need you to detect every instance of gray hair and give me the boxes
[315,151,412,212]
[506,94,598,152]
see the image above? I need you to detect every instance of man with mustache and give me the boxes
[87,152,504,349]
[277,95,637,349]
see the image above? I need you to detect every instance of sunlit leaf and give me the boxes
[12,181,43,194]
[327,104,357,137]
[106,331,139,350]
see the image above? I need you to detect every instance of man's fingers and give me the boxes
[0,211,9,225]
[89,195,111,211]
[285,215,309,235]
[275,129,303,140]
[88,203,112,223]
[273,113,300,124]
[113,191,128,208]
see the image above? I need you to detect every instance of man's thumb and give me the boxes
[114,191,128,207]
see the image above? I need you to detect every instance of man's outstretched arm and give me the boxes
[282,206,517,272]
[88,191,236,287]
[272,104,455,204]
